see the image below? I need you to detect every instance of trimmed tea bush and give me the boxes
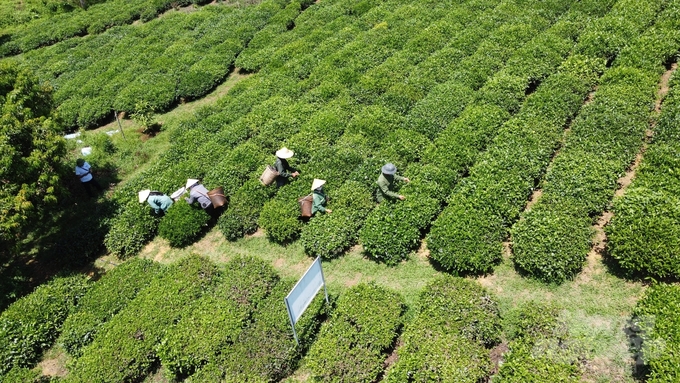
[65,255,220,383]
[158,200,211,248]
[495,301,583,382]
[631,283,680,382]
[58,258,162,357]
[384,276,501,382]
[0,275,90,375]
[306,283,404,383]
[104,201,161,259]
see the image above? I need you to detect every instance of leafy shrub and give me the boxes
[58,259,162,357]
[495,302,583,382]
[0,275,90,375]
[218,179,277,241]
[258,177,310,243]
[104,201,161,259]
[300,181,374,259]
[384,276,500,382]
[65,255,220,383]
[186,278,328,382]
[632,283,680,383]
[406,81,474,139]
[306,283,404,383]
[158,200,210,248]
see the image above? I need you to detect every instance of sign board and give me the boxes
[285,257,328,344]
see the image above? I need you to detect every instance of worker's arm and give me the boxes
[378,178,401,199]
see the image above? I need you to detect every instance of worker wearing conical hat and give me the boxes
[311,179,332,215]
[376,163,410,203]
[274,147,299,188]
[139,189,173,215]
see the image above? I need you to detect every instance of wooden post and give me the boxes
[114,110,125,140]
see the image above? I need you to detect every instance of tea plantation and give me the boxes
[2,0,680,380]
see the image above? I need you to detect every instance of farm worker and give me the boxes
[138,189,173,215]
[311,179,332,215]
[376,163,410,203]
[274,147,299,188]
[184,179,212,210]
[75,158,104,197]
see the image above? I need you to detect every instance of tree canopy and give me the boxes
[0,61,66,254]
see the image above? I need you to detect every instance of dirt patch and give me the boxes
[273,257,286,268]
[580,356,628,383]
[246,228,265,238]
[416,240,430,261]
[524,189,543,211]
[383,338,403,372]
[344,273,363,288]
[488,342,509,377]
[39,351,69,377]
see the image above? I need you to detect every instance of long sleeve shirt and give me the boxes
[376,173,405,202]
[147,195,173,214]
[275,158,297,187]
[75,162,93,182]
[185,184,212,209]
[312,191,327,215]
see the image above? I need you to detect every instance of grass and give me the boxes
[137,227,645,382]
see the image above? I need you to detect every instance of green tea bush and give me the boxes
[384,276,500,382]
[258,177,309,243]
[65,255,220,383]
[495,302,582,382]
[1,366,51,383]
[632,283,680,382]
[104,201,161,259]
[158,199,211,248]
[186,278,328,382]
[300,181,374,259]
[157,255,279,378]
[306,283,405,383]
[0,275,90,375]
[218,179,277,240]
[58,259,162,357]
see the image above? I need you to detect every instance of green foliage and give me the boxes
[0,61,65,255]
[218,179,277,240]
[157,255,278,378]
[65,255,220,383]
[385,276,500,382]
[306,283,404,383]
[158,200,210,248]
[0,275,90,375]
[104,201,161,259]
[495,302,585,381]
[187,278,328,383]
[632,283,680,383]
[58,258,162,357]
[300,181,374,259]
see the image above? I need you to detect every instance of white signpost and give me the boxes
[285,256,329,344]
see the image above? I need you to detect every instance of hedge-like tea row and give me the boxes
[157,255,279,378]
[64,255,220,383]
[186,277,327,382]
[58,258,162,357]
[13,0,291,128]
[104,201,161,259]
[0,0,211,57]
[296,0,563,263]
[632,283,680,382]
[0,275,90,376]
[606,44,680,278]
[428,0,656,276]
[512,0,680,283]
[306,283,404,383]
[360,8,584,264]
[158,200,211,248]
[384,276,501,381]
[494,301,582,382]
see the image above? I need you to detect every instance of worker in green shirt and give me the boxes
[139,189,173,215]
[311,179,332,215]
[376,163,410,203]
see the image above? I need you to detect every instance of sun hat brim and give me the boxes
[275,148,294,159]
[138,189,151,203]
[381,163,397,175]
[311,179,326,191]
[186,179,199,189]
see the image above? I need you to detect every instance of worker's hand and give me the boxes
[184,197,191,203]
[292,171,300,177]
[399,195,405,200]
[404,177,410,183]
[326,209,332,214]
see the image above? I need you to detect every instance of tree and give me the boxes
[0,61,66,256]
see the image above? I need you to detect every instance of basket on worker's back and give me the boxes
[298,195,313,217]
[207,187,227,207]
[259,165,279,186]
